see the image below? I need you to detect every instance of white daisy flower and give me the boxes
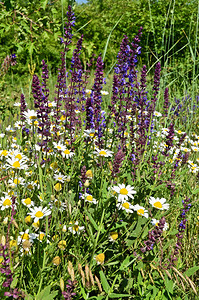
[112,183,136,202]
[133,204,148,218]
[154,111,162,117]
[116,201,134,213]
[191,146,199,152]
[84,193,97,204]
[54,172,68,183]
[61,149,75,159]
[149,197,169,210]
[0,195,13,210]
[0,133,5,138]
[5,157,28,170]
[8,177,25,188]
[84,128,96,138]
[85,89,92,95]
[23,109,37,121]
[151,219,169,231]
[14,102,21,107]
[48,101,56,108]
[17,229,36,245]
[36,232,50,243]
[68,221,84,235]
[93,148,113,157]
[29,206,51,223]
[101,90,109,95]
[53,142,66,151]
[6,125,15,133]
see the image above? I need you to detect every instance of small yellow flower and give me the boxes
[52,256,61,266]
[109,232,118,242]
[54,183,62,192]
[86,170,93,179]
[25,215,31,224]
[9,240,17,249]
[58,240,66,250]
[95,253,105,265]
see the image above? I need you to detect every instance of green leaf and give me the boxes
[25,295,34,300]
[109,293,132,298]
[86,211,99,231]
[41,0,48,10]
[191,188,199,194]
[10,276,18,289]
[184,266,199,277]
[99,270,110,293]
[165,277,174,295]
[36,286,58,300]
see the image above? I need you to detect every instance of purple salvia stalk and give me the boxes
[85,97,94,129]
[32,74,51,147]
[65,35,84,139]
[54,51,67,130]
[141,217,166,253]
[62,280,76,300]
[92,56,104,145]
[168,197,191,267]
[62,6,75,53]
[163,123,175,156]
[32,74,43,109]
[111,149,125,178]
[163,87,169,117]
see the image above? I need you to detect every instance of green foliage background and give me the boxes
[0,0,198,76]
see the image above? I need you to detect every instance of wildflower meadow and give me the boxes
[0,3,199,300]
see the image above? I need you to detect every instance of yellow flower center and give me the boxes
[30,116,37,120]
[73,225,79,232]
[27,184,33,190]
[24,198,31,205]
[95,253,105,264]
[89,133,94,137]
[1,150,8,156]
[122,202,129,209]
[12,161,20,168]
[110,232,118,240]
[137,209,144,216]
[154,201,162,209]
[39,233,45,241]
[120,188,128,195]
[33,220,40,228]
[57,146,62,150]
[14,178,20,184]
[21,233,29,240]
[35,211,44,218]
[58,177,62,181]
[3,199,11,206]
[15,154,22,160]
[86,195,93,202]
[64,149,70,155]
[99,150,107,156]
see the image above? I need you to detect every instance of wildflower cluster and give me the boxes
[0,5,196,298]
